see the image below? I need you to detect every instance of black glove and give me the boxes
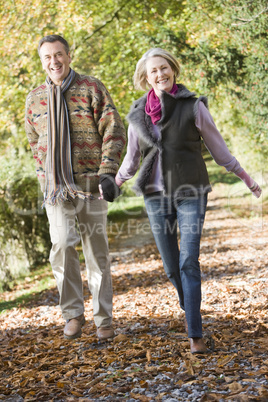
[99,174,121,202]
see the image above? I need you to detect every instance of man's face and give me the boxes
[39,41,71,86]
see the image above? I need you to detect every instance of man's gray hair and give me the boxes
[38,35,70,57]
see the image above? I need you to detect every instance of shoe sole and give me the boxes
[98,335,115,341]
[64,329,82,340]
[191,349,212,355]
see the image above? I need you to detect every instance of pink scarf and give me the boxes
[145,83,178,125]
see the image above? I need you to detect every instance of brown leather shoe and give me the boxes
[189,337,209,354]
[64,314,85,340]
[96,326,115,340]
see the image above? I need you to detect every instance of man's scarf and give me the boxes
[145,83,178,125]
[44,69,89,206]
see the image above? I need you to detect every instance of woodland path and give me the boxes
[0,189,267,401]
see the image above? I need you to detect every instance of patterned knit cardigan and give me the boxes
[25,72,126,195]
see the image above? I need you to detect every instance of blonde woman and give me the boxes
[115,48,261,354]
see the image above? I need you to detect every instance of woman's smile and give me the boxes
[146,56,174,97]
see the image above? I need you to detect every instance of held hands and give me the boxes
[99,174,121,202]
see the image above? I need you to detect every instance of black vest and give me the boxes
[127,84,212,197]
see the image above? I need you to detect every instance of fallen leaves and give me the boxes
[217,354,237,367]
[0,192,267,401]
[113,333,128,343]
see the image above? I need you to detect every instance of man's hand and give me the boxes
[99,174,121,202]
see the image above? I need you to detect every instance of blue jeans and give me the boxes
[144,192,207,338]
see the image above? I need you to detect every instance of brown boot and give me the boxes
[96,326,115,340]
[189,337,208,354]
[64,314,85,340]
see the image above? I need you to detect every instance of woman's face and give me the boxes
[146,56,174,97]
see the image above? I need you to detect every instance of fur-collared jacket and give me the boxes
[127,84,212,197]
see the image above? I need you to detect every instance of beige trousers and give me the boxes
[45,195,112,328]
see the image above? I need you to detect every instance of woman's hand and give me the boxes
[236,169,262,198]
[250,182,262,198]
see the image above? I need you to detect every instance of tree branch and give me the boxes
[84,4,126,41]
[231,7,268,26]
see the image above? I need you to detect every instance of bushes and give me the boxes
[0,153,50,291]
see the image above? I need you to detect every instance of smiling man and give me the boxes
[25,35,126,341]
[39,40,71,85]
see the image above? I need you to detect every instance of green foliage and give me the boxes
[0,153,50,290]
[1,0,267,156]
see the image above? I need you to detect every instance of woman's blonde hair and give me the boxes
[133,48,180,91]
